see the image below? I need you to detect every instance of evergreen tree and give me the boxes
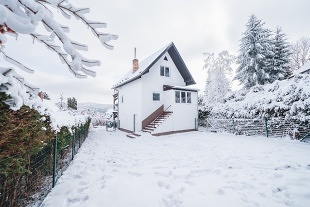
[235,15,274,89]
[204,51,235,103]
[67,97,77,110]
[270,27,292,80]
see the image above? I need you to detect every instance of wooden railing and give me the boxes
[142,105,164,129]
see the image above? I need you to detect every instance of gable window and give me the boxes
[153,93,160,101]
[181,91,186,103]
[160,66,170,77]
[175,91,180,103]
[187,92,191,103]
[160,66,165,76]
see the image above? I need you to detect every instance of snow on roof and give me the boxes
[112,42,196,89]
[163,85,199,92]
[294,60,310,75]
[112,43,169,88]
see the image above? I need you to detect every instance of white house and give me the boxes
[112,42,198,136]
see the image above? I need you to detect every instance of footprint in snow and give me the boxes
[274,173,283,178]
[73,174,82,179]
[76,187,88,193]
[217,188,225,195]
[157,181,171,190]
[67,195,89,204]
[79,181,89,186]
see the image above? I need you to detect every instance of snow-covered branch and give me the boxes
[0,0,118,77]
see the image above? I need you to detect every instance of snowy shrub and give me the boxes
[207,74,310,121]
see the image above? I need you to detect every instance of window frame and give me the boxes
[175,91,180,103]
[160,66,165,76]
[153,92,160,101]
[187,92,191,103]
[160,65,170,77]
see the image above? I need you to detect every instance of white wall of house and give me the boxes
[117,78,142,132]
[141,52,186,121]
[115,50,198,133]
[154,89,198,134]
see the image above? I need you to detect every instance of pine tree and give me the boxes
[67,97,77,110]
[235,15,274,89]
[204,51,235,103]
[270,27,292,80]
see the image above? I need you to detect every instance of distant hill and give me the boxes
[78,102,112,113]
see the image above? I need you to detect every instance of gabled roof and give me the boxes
[112,42,196,89]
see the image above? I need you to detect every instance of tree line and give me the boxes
[204,14,310,103]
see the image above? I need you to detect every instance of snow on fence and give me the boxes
[204,118,310,139]
[0,121,91,207]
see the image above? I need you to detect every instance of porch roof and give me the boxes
[163,85,199,92]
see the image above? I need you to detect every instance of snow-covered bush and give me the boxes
[206,74,310,121]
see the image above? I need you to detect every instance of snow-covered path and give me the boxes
[41,127,310,207]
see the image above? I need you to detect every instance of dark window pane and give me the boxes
[165,67,169,77]
[181,91,186,103]
[160,66,164,76]
[153,93,160,101]
[187,92,191,103]
[175,91,180,103]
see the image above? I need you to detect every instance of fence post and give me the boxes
[78,126,81,148]
[52,134,58,188]
[72,129,75,160]
[232,118,235,133]
[264,117,269,138]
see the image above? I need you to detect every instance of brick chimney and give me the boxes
[133,47,139,73]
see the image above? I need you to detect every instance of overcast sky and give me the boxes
[2,0,310,104]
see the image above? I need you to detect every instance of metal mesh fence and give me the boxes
[204,118,310,139]
[0,120,91,207]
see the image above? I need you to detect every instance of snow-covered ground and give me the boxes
[40,128,310,207]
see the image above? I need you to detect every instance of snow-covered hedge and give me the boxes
[0,67,89,131]
[203,74,310,121]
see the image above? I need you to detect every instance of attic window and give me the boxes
[160,66,170,77]
[164,56,168,61]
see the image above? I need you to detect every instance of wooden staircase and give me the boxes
[142,111,173,133]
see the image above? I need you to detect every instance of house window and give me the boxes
[187,92,191,103]
[121,96,124,103]
[160,66,165,76]
[153,93,160,101]
[175,91,180,103]
[160,66,170,77]
[181,91,186,103]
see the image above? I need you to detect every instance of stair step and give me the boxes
[142,129,153,133]
[142,110,173,132]
[126,133,141,139]
[126,134,136,138]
